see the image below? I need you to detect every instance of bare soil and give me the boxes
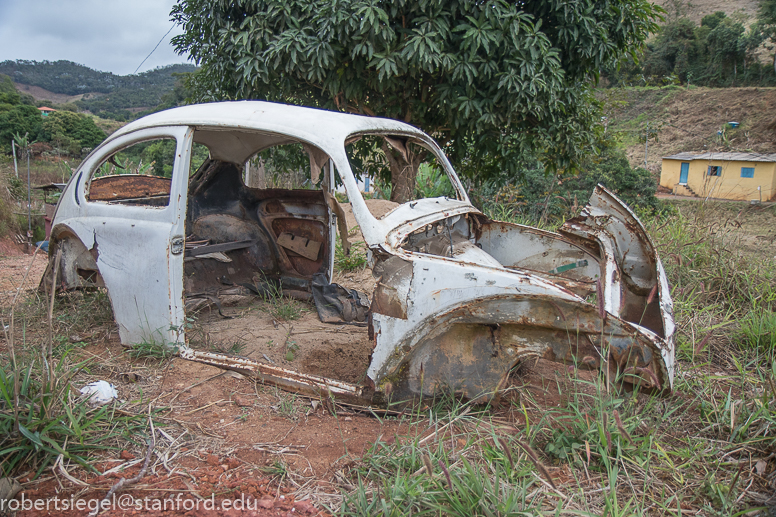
[0,247,48,307]
[653,0,759,24]
[0,200,592,514]
[13,83,100,106]
[194,301,372,385]
[602,87,776,175]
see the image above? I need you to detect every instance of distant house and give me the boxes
[660,152,776,202]
[37,106,56,117]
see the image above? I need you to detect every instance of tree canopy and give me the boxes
[39,111,107,156]
[172,0,660,202]
[759,0,776,74]
[606,11,769,87]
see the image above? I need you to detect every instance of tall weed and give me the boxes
[0,356,146,477]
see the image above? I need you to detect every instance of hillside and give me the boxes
[602,86,776,174]
[12,83,98,105]
[0,60,195,96]
[653,0,759,23]
[0,60,196,119]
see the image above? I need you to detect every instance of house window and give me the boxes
[707,166,722,176]
[741,167,754,178]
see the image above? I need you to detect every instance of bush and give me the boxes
[475,143,659,226]
[0,105,42,154]
[40,111,106,156]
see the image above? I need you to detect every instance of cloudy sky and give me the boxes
[0,0,191,76]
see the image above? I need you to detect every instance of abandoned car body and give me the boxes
[43,101,675,405]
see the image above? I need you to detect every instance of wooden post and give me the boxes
[12,139,18,178]
[27,148,32,250]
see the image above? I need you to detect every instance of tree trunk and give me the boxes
[381,139,423,204]
[389,159,417,204]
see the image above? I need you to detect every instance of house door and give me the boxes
[679,162,689,184]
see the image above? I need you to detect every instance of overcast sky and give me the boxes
[0,0,190,76]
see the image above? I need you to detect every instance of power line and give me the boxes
[133,24,176,75]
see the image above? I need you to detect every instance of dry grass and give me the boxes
[1,198,774,515]
[600,87,776,175]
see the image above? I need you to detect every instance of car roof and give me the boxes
[109,100,427,162]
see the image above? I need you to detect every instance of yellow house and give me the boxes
[660,152,776,201]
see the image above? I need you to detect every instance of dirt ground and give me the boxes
[652,0,759,24]
[602,87,776,177]
[0,242,48,307]
[0,202,591,515]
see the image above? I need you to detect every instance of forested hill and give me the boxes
[0,60,195,95]
[0,60,196,120]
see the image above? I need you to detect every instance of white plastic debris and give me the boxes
[79,381,118,406]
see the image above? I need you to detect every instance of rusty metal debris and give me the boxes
[44,101,674,407]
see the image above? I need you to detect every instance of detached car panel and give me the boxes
[44,101,675,405]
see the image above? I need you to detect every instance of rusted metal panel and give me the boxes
[179,346,369,404]
[370,256,413,319]
[88,175,171,202]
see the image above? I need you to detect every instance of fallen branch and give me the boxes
[89,414,157,516]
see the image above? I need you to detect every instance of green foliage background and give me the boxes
[475,140,659,226]
[171,0,661,189]
[605,11,775,87]
[0,74,106,155]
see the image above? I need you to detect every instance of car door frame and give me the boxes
[59,125,193,346]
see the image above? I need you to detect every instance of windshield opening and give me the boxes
[344,134,458,214]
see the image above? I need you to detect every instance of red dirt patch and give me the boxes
[16,456,328,516]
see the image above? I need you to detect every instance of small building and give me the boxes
[37,106,56,117]
[661,152,776,201]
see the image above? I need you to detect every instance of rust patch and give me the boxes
[370,256,412,319]
[372,283,409,319]
[88,175,171,201]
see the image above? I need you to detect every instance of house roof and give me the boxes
[663,151,776,162]
[37,107,56,112]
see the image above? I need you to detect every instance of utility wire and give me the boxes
[133,24,176,75]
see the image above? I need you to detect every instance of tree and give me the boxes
[39,111,106,156]
[0,105,41,154]
[706,17,747,83]
[759,0,776,74]
[171,0,660,203]
[474,138,659,225]
[0,74,21,105]
[611,11,766,87]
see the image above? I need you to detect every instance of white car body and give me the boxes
[45,101,674,404]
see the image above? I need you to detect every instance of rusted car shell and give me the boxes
[43,101,674,406]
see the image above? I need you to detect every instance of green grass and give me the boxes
[334,198,776,515]
[738,310,776,356]
[125,340,179,361]
[0,359,147,478]
[0,285,151,479]
[335,238,368,272]
[255,277,305,321]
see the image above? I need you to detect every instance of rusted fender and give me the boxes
[560,185,675,387]
[371,293,671,404]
